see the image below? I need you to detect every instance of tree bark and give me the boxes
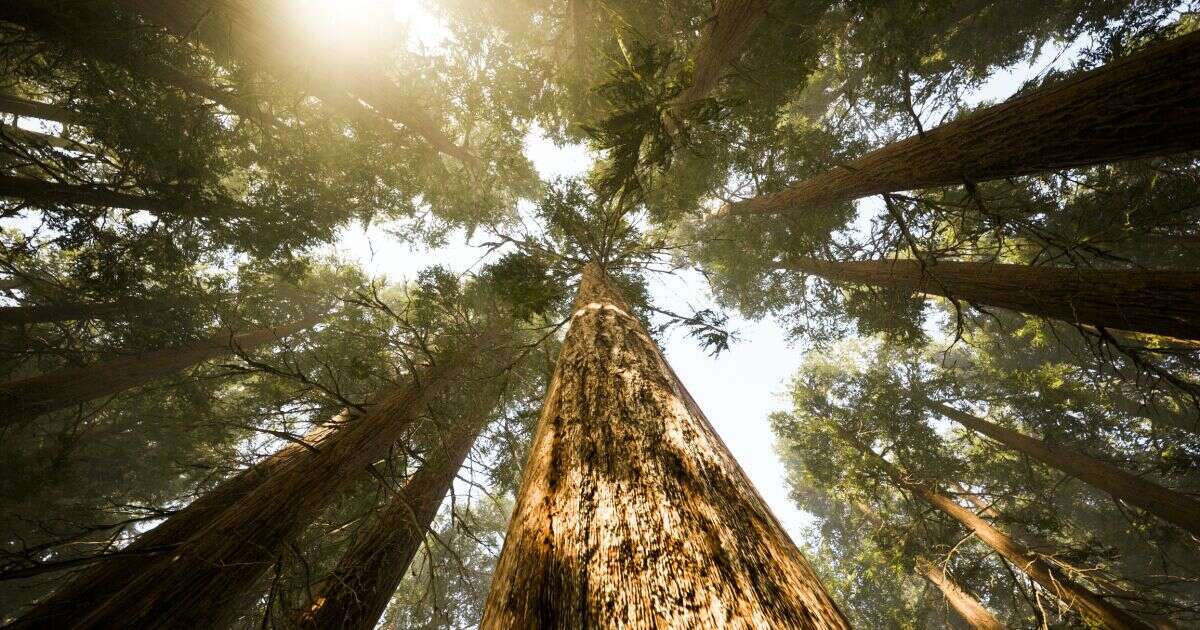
[0,174,239,218]
[63,333,488,629]
[0,93,81,125]
[0,298,169,325]
[783,257,1200,341]
[295,412,490,629]
[0,1,277,128]
[672,0,770,108]
[115,0,476,164]
[7,417,344,628]
[0,315,319,425]
[927,399,1200,538]
[914,557,1006,630]
[480,263,849,628]
[724,29,1200,216]
[838,429,1150,629]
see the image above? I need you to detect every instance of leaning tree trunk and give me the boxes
[115,0,475,164]
[480,263,849,628]
[295,410,492,629]
[672,0,770,108]
[0,315,319,426]
[8,417,343,629]
[0,92,81,125]
[926,399,1200,537]
[65,333,490,629]
[724,29,1200,216]
[0,174,239,218]
[784,257,1200,341]
[914,557,1006,630]
[839,430,1149,629]
[0,298,168,325]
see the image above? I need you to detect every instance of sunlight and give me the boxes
[292,0,449,56]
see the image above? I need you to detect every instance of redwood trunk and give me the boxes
[296,415,488,628]
[726,30,1200,216]
[841,431,1149,629]
[915,557,1006,630]
[0,316,318,425]
[0,298,168,325]
[480,264,849,628]
[784,258,1200,341]
[928,399,1200,537]
[0,174,237,218]
[67,336,486,629]
[0,93,80,124]
[672,0,770,107]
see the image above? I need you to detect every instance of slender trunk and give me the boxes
[915,557,1006,630]
[784,257,1200,341]
[296,414,489,628]
[0,1,277,128]
[0,298,168,325]
[927,399,1200,537]
[8,418,343,628]
[0,93,80,125]
[1111,393,1200,436]
[481,263,848,628]
[116,0,475,164]
[66,334,488,629]
[838,429,1149,629]
[725,30,1200,216]
[0,174,238,218]
[672,0,770,107]
[0,316,318,425]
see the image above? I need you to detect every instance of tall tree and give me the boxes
[723,29,1200,217]
[480,263,849,627]
[671,0,771,109]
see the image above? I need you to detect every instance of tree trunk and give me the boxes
[927,399,1200,537]
[0,174,238,218]
[480,263,849,628]
[0,1,277,128]
[296,412,490,628]
[724,29,1200,216]
[839,429,1150,629]
[783,257,1200,341]
[0,316,318,425]
[1111,394,1200,436]
[8,417,344,629]
[0,93,80,125]
[0,298,168,325]
[64,333,489,629]
[115,0,475,164]
[0,123,98,154]
[914,557,1006,630]
[672,0,770,107]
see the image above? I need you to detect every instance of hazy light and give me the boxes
[291,0,449,56]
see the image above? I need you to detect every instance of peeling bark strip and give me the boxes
[926,399,1200,538]
[783,258,1200,341]
[297,414,489,629]
[726,30,1200,216]
[0,174,240,218]
[68,334,488,629]
[839,431,1150,629]
[673,0,770,107]
[915,557,1006,630]
[0,316,319,426]
[482,264,849,628]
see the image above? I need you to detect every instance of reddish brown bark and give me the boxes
[928,399,1200,537]
[0,298,168,325]
[673,0,770,107]
[839,430,1150,629]
[0,174,240,218]
[725,30,1200,216]
[915,557,1006,630]
[784,257,1200,341]
[296,415,488,629]
[0,316,318,425]
[64,334,488,629]
[481,264,848,628]
[0,93,81,124]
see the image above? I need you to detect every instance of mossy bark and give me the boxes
[481,264,849,628]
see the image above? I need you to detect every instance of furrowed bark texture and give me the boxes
[927,400,1200,537]
[673,0,770,107]
[116,0,474,163]
[0,298,167,325]
[785,258,1200,341]
[0,174,238,218]
[841,431,1149,629]
[70,336,486,629]
[727,29,1200,216]
[0,316,317,426]
[297,415,488,629]
[480,264,849,628]
[0,93,80,124]
[915,557,1005,630]
[8,419,343,629]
